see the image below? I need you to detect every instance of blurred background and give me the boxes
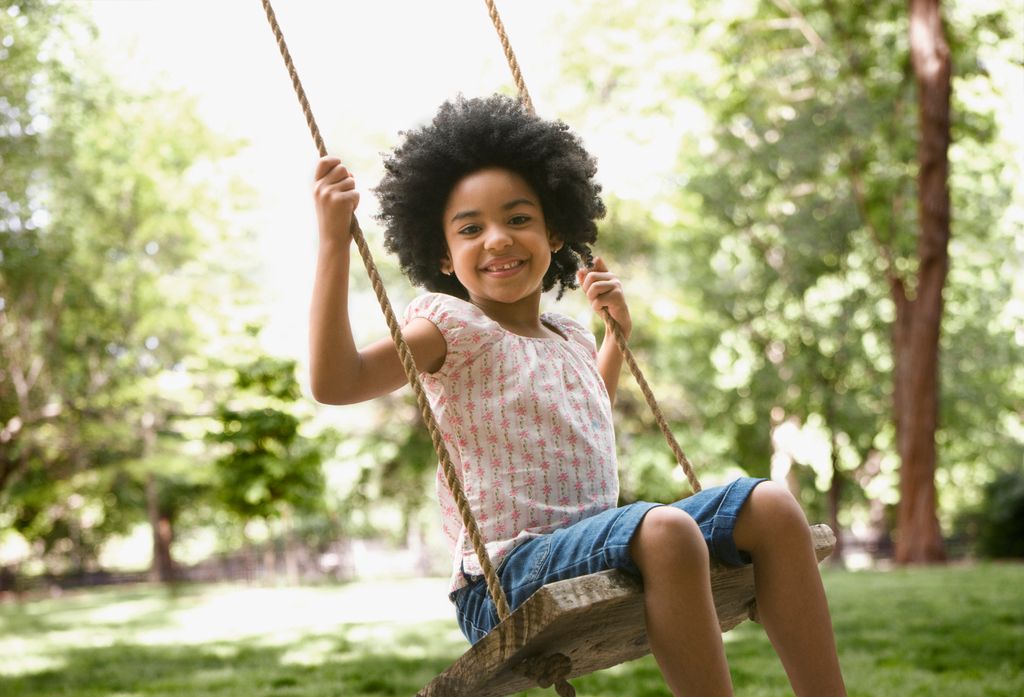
[0,0,1022,692]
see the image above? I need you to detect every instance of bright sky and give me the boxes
[86,0,651,362]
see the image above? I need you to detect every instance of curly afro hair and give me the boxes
[375,94,605,300]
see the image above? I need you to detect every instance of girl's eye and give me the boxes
[509,214,531,225]
[458,224,482,236]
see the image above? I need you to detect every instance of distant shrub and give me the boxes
[972,469,1024,559]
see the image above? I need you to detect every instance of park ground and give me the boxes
[1,563,1022,697]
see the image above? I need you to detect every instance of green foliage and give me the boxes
[209,357,330,523]
[553,0,1023,533]
[0,0,252,570]
[960,469,1024,559]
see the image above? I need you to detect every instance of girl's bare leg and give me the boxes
[733,481,848,697]
[629,506,734,697]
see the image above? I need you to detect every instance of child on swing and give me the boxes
[309,95,846,697]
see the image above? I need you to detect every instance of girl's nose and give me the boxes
[483,225,513,250]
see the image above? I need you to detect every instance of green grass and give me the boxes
[1,564,1021,696]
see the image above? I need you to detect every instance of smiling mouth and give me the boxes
[483,259,525,272]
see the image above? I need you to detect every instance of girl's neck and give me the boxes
[470,293,554,339]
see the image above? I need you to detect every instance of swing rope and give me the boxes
[482,0,702,496]
[259,0,513,624]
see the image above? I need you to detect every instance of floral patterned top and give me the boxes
[404,293,619,593]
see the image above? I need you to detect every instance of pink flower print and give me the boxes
[601,479,608,492]
[438,395,448,407]
[474,447,484,459]
[500,416,510,430]
[482,388,494,400]
[466,400,476,412]
[518,429,529,443]
[523,452,535,464]
[584,443,594,456]
[469,423,479,437]
[538,438,547,450]
[457,436,468,449]
[478,510,489,524]
[495,498,506,514]
[511,508,521,523]
[557,471,569,485]
[487,433,498,446]
[543,484,553,498]
[571,456,581,469]
[553,449,564,462]
[515,404,527,418]
[568,433,579,447]
[533,413,543,427]
[552,423,563,437]
[575,480,584,493]
[540,461,551,472]
[526,473,537,487]
[559,496,571,507]
[443,432,453,444]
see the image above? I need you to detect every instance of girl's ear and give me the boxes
[440,253,453,276]
[548,230,564,253]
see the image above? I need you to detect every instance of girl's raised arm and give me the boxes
[308,156,446,405]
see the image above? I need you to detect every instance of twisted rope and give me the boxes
[260,0,512,623]
[482,0,535,113]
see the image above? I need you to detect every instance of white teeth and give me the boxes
[487,260,522,271]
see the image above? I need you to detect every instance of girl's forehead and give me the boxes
[444,167,538,212]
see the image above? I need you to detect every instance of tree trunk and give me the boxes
[146,472,176,582]
[143,416,175,582]
[892,0,951,564]
[828,431,844,565]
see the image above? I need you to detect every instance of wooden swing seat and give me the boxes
[418,524,836,697]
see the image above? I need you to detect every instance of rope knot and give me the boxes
[517,653,574,694]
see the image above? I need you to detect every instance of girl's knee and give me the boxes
[631,506,707,572]
[737,481,811,552]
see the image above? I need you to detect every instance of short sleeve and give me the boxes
[404,293,501,379]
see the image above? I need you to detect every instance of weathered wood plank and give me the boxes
[417,524,835,697]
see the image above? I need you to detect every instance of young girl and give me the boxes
[309,95,846,697]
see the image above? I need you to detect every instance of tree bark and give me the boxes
[146,471,176,582]
[144,416,176,582]
[893,0,951,564]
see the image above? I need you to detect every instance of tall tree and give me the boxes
[893,0,951,562]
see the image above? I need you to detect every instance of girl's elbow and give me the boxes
[310,377,353,405]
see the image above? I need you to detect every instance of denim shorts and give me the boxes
[451,476,766,644]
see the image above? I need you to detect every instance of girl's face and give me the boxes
[440,167,562,312]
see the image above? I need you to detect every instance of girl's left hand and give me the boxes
[577,257,632,341]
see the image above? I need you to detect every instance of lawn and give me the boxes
[1,564,1021,696]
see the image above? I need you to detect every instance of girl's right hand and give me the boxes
[313,156,360,244]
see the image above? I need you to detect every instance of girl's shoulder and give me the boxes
[405,292,493,332]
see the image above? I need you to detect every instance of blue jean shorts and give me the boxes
[451,476,766,644]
